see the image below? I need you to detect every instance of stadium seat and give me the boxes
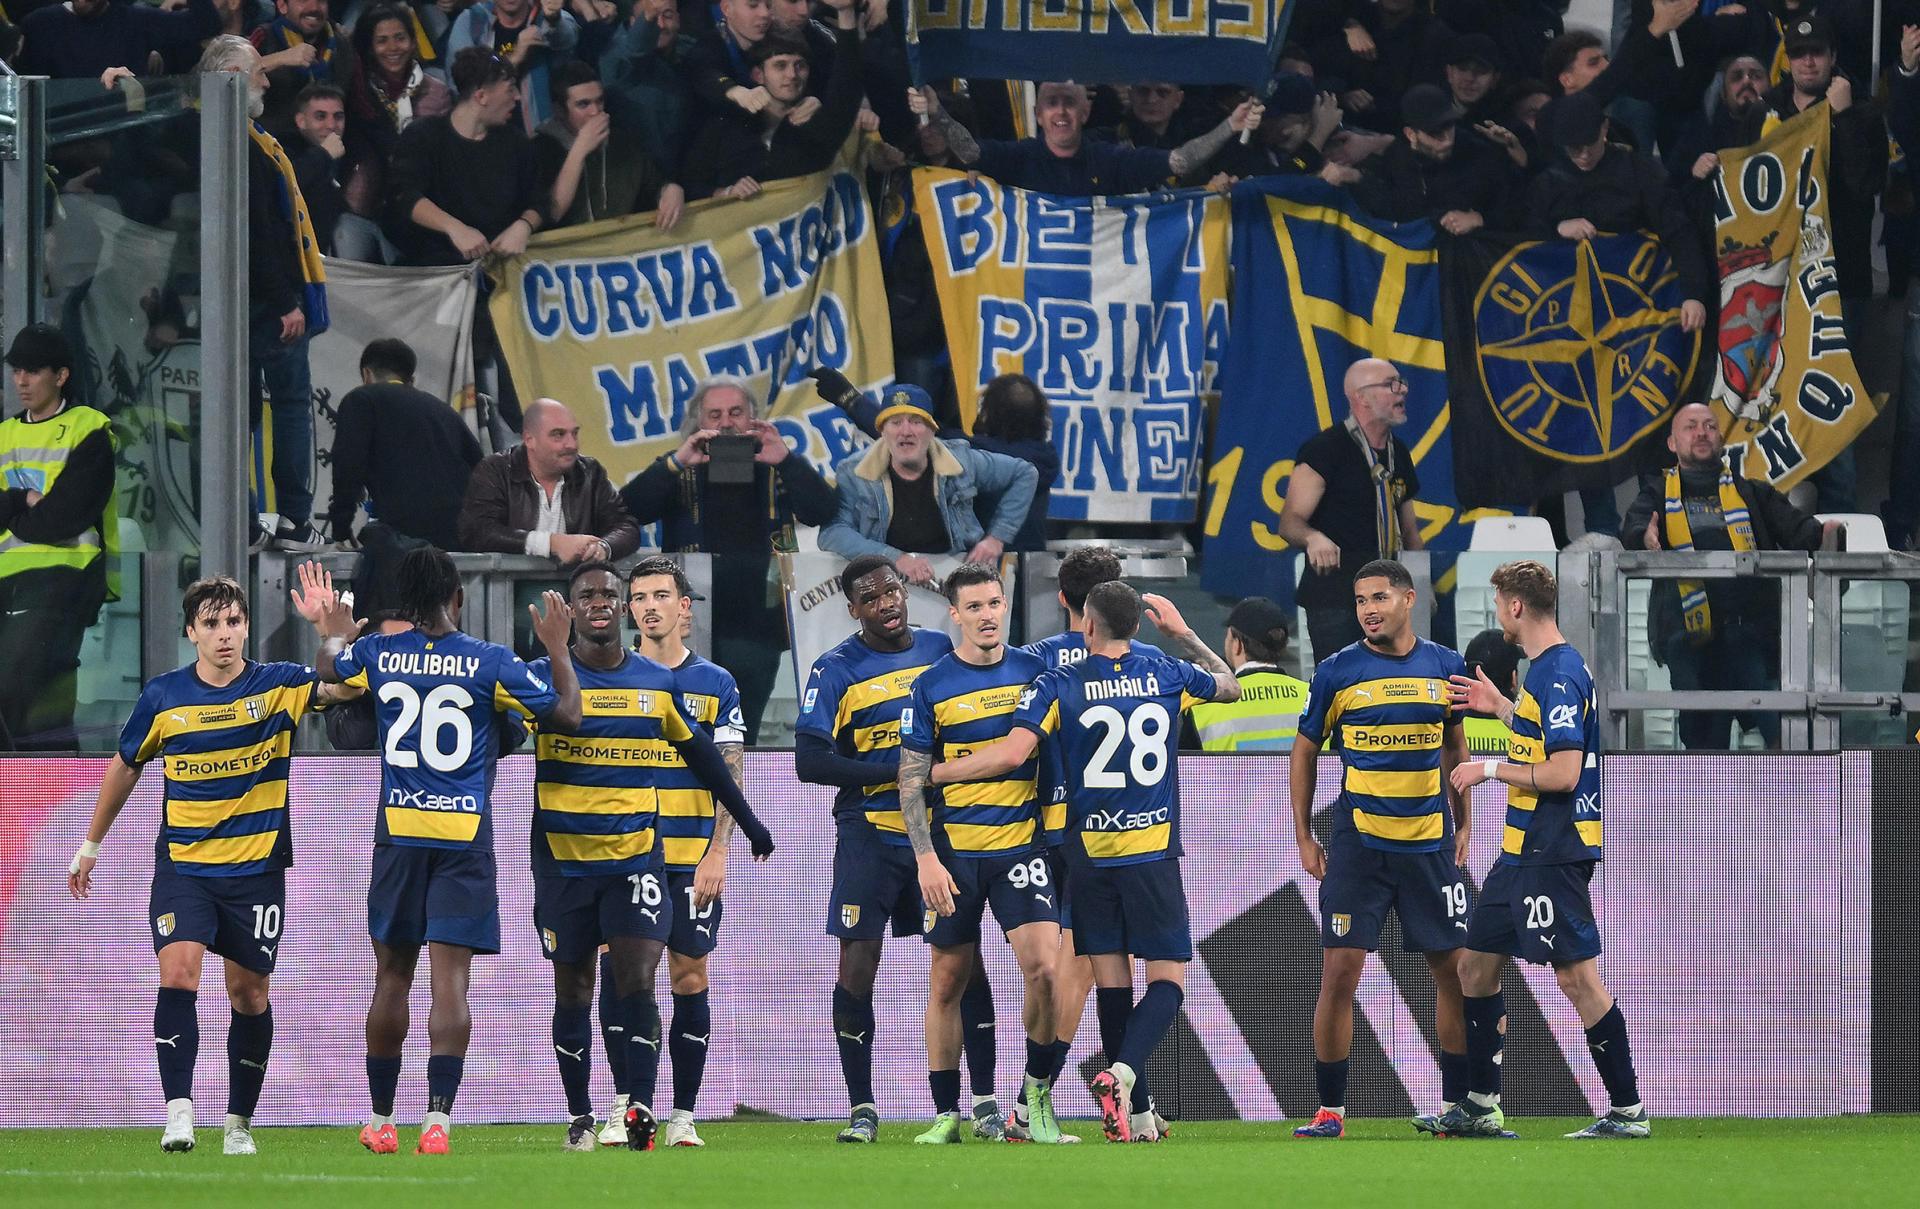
[1468,516,1556,551]
[1817,513,1889,552]
[1820,514,1909,745]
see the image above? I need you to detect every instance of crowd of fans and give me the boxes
[4,0,1919,752]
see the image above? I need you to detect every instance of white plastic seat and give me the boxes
[1469,516,1557,551]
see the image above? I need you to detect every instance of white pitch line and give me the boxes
[0,1169,479,1185]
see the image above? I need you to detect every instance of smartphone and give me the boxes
[705,433,758,484]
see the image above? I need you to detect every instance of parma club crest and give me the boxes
[155,913,176,938]
[840,905,860,929]
[1329,913,1351,938]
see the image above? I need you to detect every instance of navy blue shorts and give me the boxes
[925,849,1060,948]
[1068,857,1191,963]
[534,867,672,964]
[666,868,722,958]
[1319,831,1468,953]
[149,864,285,973]
[368,844,500,955]
[826,822,923,940]
[1466,859,1602,966]
[1048,846,1074,933]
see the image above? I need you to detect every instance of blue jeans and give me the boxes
[249,315,314,525]
[1660,618,1780,750]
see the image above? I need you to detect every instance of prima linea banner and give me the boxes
[488,145,894,486]
[906,0,1291,86]
[1707,102,1875,490]
[914,167,1230,523]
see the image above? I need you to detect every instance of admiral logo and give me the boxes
[1384,684,1418,699]
[196,707,240,725]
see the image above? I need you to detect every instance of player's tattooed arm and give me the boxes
[1141,592,1241,701]
[711,741,744,849]
[313,679,365,706]
[898,747,936,857]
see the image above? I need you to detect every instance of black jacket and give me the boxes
[1348,134,1517,225]
[249,138,305,323]
[618,450,836,553]
[681,23,862,200]
[326,381,485,549]
[1524,142,1714,302]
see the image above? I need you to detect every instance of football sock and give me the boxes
[832,984,877,1109]
[1314,1059,1348,1114]
[1584,1001,1642,1112]
[1464,992,1506,1107]
[1046,1038,1072,1084]
[670,990,712,1114]
[154,987,199,1103]
[366,1055,402,1118]
[960,975,997,1099]
[930,1068,962,1115]
[226,1006,273,1119]
[1024,1037,1053,1082]
[598,952,627,1095]
[621,992,663,1109]
[552,1003,594,1118]
[1093,987,1131,1070]
[1117,981,1181,1081]
[1439,1050,1469,1109]
[426,1054,464,1117]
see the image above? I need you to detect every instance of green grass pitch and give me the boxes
[4,1118,1915,1207]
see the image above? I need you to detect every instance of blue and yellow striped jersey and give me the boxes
[1297,638,1466,854]
[901,648,1047,857]
[1501,643,1603,866]
[334,629,559,851]
[117,660,318,877]
[528,651,696,877]
[1014,648,1219,868]
[653,652,745,871]
[795,628,953,846]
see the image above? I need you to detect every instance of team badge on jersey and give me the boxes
[245,697,262,720]
[841,905,860,929]
[1330,913,1351,938]
[542,928,557,953]
[155,912,176,937]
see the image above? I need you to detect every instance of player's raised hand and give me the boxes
[917,852,959,916]
[291,560,357,637]
[530,590,575,652]
[1447,668,1508,717]
[68,844,98,900]
[1141,592,1192,637]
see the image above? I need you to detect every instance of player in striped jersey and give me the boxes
[529,562,772,1153]
[311,548,582,1156]
[1290,559,1471,1139]
[68,576,360,1155]
[594,556,750,1149]
[897,564,1063,1145]
[1425,560,1646,1141]
[934,581,1239,1143]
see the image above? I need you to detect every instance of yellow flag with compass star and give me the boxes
[1706,103,1877,492]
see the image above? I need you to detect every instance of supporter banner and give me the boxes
[308,258,478,537]
[0,754,1875,1122]
[907,0,1290,86]
[783,551,1013,686]
[1200,178,1474,603]
[914,168,1229,523]
[1443,231,1701,508]
[1709,103,1876,491]
[488,148,892,488]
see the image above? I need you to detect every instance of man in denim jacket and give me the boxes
[818,385,1037,587]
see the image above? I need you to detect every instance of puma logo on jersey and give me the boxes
[636,1036,661,1051]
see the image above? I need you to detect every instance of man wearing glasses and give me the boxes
[1278,358,1423,664]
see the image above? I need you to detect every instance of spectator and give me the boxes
[326,337,484,551]
[288,83,350,257]
[385,45,544,266]
[817,385,1038,586]
[447,0,581,133]
[1277,357,1424,660]
[1619,402,1836,750]
[681,0,778,123]
[1460,627,1521,757]
[1310,0,1456,133]
[909,80,1262,196]
[767,0,914,142]
[16,0,220,81]
[1444,33,1512,130]
[1435,0,1563,81]
[1760,13,1883,513]
[1671,53,1769,190]
[1216,72,1346,181]
[0,324,118,751]
[343,3,453,260]
[1534,0,1697,150]
[680,3,862,201]
[1506,77,1552,134]
[618,376,836,741]
[1183,596,1309,752]
[458,396,640,563]
[1348,83,1518,233]
[199,35,327,551]
[599,0,697,174]
[813,367,1059,553]
[535,60,682,228]
[251,0,358,143]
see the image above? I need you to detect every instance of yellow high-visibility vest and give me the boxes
[1190,666,1308,752]
[1463,714,1511,760]
[0,403,119,590]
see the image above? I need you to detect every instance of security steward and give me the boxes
[1460,628,1521,759]
[0,324,118,750]
[1186,596,1309,752]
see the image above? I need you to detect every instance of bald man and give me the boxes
[1278,359,1424,662]
[458,396,642,564]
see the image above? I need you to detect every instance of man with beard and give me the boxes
[1671,54,1770,189]
[1216,72,1348,182]
[1348,84,1519,229]
[251,0,359,144]
[1278,359,1425,662]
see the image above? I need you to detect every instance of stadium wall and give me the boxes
[0,754,1884,1124]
